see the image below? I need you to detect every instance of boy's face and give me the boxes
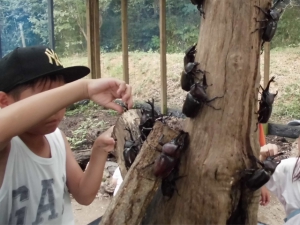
[6,79,66,135]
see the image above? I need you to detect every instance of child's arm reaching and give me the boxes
[0,78,132,151]
[64,126,115,205]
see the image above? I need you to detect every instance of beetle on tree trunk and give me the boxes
[182,73,224,118]
[190,0,205,18]
[245,152,284,191]
[123,127,141,170]
[252,0,283,53]
[256,76,278,125]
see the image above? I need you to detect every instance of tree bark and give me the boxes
[100,121,179,225]
[142,0,266,224]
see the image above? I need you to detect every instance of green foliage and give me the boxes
[67,117,107,147]
[65,101,102,117]
[1,0,300,55]
[272,6,300,49]
[273,82,300,120]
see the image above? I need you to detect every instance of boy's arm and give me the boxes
[63,127,114,205]
[0,78,132,151]
[0,80,87,151]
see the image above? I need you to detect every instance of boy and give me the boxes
[0,46,133,224]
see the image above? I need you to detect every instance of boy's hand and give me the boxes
[260,186,270,206]
[259,143,278,161]
[86,78,133,113]
[93,126,115,153]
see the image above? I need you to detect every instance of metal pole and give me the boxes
[121,0,129,84]
[159,0,167,114]
[47,0,55,50]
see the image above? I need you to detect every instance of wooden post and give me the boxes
[47,0,55,50]
[159,0,167,114]
[121,0,129,84]
[263,42,271,134]
[264,42,270,88]
[19,23,26,47]
[0,22,2,58]
[86,0,101,79]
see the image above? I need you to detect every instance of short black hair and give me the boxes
[7,74,65,100]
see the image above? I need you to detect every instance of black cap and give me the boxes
[0,46,90,92]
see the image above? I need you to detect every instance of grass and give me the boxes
[61,46,300,124]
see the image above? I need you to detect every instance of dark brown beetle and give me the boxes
[190,0,205,18]
[252,0,283,53]
[257,76,278,124]
[161,166,185,199]
[153,131,189,178]
[123,127,141,170]
[184,44,197,69]
[182,74,224,118]
[139,99,161,141]
[181,62,205,92]
[245,152,284,191]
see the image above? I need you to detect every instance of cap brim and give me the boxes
[43,66,90,83]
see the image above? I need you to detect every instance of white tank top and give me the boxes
[0,128,74,225]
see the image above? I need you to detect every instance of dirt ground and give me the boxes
[58,103,298,225]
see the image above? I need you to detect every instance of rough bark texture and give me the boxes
[73,149,91,169]
[100,115,179,225]
[142,0,266,224]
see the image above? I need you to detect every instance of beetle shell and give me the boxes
[123,146,139,170]
[162,143,178,157]
[262,21,278,42]
[182,93,202,118]
[153,154,177,178]
[161,167,180,199]
[184,44,197,67]
[190,83,208,102]
[257,76,278,123]
[245,169,271,190]
[180,71,194,92]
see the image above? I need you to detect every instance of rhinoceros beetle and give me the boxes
[181,62,205,92]
[139,98,162,141]
[182,74,224,118]
[190,0,205,18]
[123,127,141,170]
[252,0,283,53]
[153,131,189,179]
[184,44,197,68]
[161,166,185,199]
[256,76,278,125]
[245,152,284,191]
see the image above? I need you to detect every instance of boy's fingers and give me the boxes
[104,102,124,114]
[116,82,128,97]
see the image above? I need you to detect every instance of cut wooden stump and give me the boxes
[100,116,180,225]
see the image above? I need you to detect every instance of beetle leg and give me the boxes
[205,103,221,110]
[254,5,269,16]
[254,122,258,132]
[255,18,268,23]
[206,95,224,103]
[251,26,267,34]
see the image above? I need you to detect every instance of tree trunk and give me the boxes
[101,0,267,224]
[142,0,266,224]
